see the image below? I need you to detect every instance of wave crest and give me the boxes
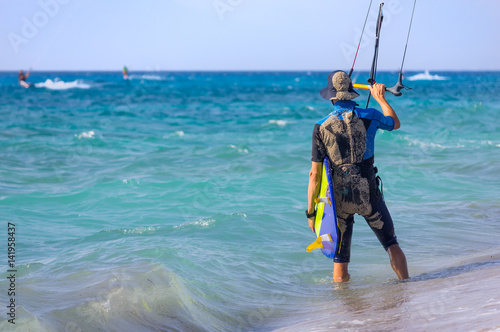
[35,78,91,90]
[407,70,447,81]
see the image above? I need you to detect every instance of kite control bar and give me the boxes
[347,0,416,103]
[352,72,406,97]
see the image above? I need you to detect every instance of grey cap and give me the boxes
[320,70,360,101]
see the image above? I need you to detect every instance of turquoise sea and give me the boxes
[1,71,499,331]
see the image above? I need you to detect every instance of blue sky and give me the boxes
[2,0,499,71]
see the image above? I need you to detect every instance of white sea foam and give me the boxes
[403,136,464,149]
[164,131,185,138]
[141,74,163,80]
[173,130,185,137]
[122,178,140,185]
[122,226,156,234]
[407,70,447,81]
[174,218,215,229]
[268,119,287,127]
[129,74,163,80]
[75,131,95,139]
[228,144,249,153]
[459,140,500,148]
[35,78,91,90]
[480,140,493,146]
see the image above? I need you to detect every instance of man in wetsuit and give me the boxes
[306,70,409,282]
[18,70,30,88]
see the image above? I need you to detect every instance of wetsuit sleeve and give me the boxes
[311,123,326,162]
[371,109,395,131]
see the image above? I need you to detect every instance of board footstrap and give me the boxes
[314,197,331,205]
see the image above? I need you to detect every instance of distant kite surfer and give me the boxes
[18,70,31,88]
[306,71,409,282]
[123,66,128,80]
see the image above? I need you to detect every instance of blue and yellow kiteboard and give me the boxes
[306,157,339,259]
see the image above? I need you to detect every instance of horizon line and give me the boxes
[2,69,499,73]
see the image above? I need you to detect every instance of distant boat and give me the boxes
[407,70,447,81]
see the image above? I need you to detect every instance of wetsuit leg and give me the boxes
[364,183,398,251]
[334,213,354,263]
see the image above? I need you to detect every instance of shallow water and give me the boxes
[0,71,499,331]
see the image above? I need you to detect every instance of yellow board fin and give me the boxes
[306,237,323,252]
[306,234,333,252]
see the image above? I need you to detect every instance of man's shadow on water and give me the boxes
[328,257,500,319]
[404,258,500,283]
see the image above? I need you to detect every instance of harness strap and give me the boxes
[376,175,384,199]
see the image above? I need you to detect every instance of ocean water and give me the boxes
[0,71,499,331]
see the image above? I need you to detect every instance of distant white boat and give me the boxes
[407,70,447,81]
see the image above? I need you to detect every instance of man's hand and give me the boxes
[308,217,315,233]
[369,82,401,130]
[369,83,386,103]
[307,162,322,234]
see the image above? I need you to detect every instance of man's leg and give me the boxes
[333,213,354,283]
[364,182,409,280]
[387,244,409,280]
[333,262,350,282]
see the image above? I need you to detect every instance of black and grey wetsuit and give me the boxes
[311,100,399,263]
